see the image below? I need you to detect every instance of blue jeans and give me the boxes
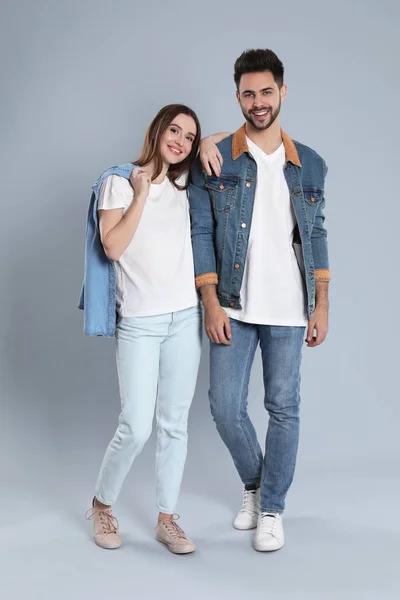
[95,305,202,513]
[209,319,306,514]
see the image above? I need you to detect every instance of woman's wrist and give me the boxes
[133,191,148,204]
[207,132,231,145]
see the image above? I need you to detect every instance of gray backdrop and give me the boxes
[1,0,399,598]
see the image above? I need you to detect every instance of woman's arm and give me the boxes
[209,132,231,145]
[200,132,231,176]
[99,169,151,261]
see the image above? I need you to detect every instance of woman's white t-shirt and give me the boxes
[98,174,198,318]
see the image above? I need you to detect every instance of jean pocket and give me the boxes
[205,175,239,213]
[303,189,323,224]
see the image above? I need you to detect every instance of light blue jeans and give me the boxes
[95,305,202,513]
[209,319,306,514]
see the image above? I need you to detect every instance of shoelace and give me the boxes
[241,489,258,514]
[85,507,119,534]
[258,512,278,534]
[159,516,187,540]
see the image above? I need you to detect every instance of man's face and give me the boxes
[236,71,287,131]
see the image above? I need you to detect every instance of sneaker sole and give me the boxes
[94,539,122,550]
[233,522,258,530]
[253,541,284,552]
[156,536,195,554]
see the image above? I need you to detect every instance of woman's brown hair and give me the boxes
[134,104,201,191]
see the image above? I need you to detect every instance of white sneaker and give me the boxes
[253,512,284,552]
[233,488,260,530]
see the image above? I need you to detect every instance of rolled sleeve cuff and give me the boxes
[315,269,331,282]
[195,272,218,289]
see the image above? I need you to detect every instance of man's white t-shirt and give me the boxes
[98,174,198,318]
[225,138,307,326]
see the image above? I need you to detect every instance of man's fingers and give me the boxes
[207,324,231,345]
[206,330,214,342]
[216,326,231,345]
[306,320,316,347]
[207,328,220,344]
[307,330,327,347]
[225,318,232,340]
[306,322,315,342]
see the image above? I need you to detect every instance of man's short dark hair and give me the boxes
[234,49,284,89]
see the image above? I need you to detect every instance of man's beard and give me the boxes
[242,99,281,131]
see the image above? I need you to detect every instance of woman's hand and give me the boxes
[200,137,224,177]
[129,168,151,200]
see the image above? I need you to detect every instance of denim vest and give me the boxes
[78,164,136,337]
[188,126,330,319]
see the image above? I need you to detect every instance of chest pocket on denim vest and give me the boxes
[303,189,323,224]
[205,175,239,213]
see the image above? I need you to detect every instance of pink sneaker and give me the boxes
[155,516,195,554]
[85,499,122,549]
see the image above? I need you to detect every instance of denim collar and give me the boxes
[232,124,302,167]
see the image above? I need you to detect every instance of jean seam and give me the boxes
[95,345,125,500]
[237,326,260,470]
[155,372,162,509]
[155,313,199,513]
[95,421,122,504]
[259,326,304,513]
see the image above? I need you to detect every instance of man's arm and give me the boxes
[188,157,232,344]
[312,161,330,284]
[199,284,232,345]
[188,157,218,288]
[307,161,330,347]
[306,281,329,347]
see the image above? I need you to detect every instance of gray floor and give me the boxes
[2,333,400,600]
[3,439,399,600]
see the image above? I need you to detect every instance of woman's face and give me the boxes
[160,113,197,166]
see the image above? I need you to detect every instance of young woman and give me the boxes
[85,104,203,554]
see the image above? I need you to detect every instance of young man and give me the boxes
[188,49,330,552]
